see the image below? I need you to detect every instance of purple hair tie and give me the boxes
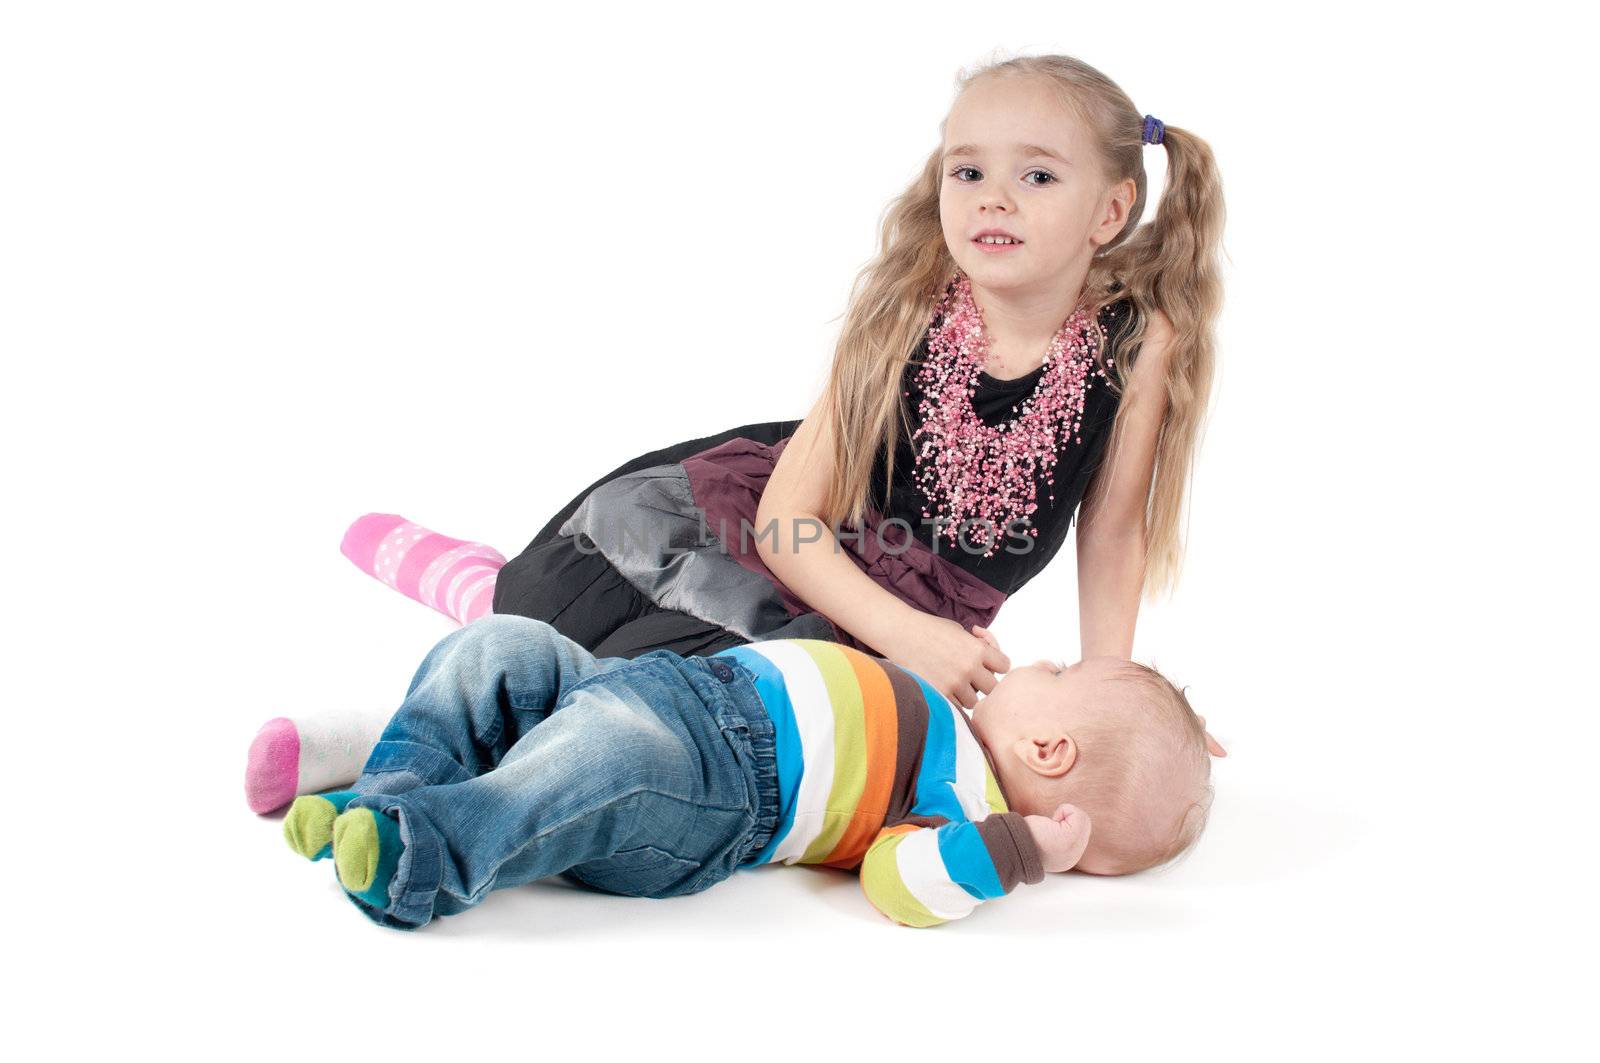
[1141,114,1165,146]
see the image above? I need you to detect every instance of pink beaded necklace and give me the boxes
[909,269,1111,556]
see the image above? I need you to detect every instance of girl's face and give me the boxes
[938,77,1133,299]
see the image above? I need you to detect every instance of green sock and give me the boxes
[332,806,404,911]
[282,790,360,860]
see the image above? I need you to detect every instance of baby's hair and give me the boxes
[1064,659,1214,875]
[804,51,1226,599]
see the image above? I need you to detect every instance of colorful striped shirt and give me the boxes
[712,639,1044,926]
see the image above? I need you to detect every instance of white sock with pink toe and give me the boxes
[245,710,387,814]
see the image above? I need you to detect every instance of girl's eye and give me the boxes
[947,165,1057,187]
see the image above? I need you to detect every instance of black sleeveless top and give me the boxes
[867,297,1140,597]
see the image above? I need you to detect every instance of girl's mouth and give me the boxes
[972,237,1023,254]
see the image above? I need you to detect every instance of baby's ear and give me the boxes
[1010,733,1078,778]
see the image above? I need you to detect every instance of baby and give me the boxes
[281,615,1213,930]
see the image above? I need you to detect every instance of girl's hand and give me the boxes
[1197,714,1228,757]
[884,614,1011,709]
[1026,803,1093,873]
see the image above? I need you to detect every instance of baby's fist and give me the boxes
[1026,803,1092,873]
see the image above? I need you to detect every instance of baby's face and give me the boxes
[969,655,1129,749]
[972,656,1209,875]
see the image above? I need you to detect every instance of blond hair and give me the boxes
[1062,661,1214,874]
[818,52,1226,598]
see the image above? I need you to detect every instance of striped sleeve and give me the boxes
[858,811,1044,927]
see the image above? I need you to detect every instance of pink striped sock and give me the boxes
[340,513,504,625]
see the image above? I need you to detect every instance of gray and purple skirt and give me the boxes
[491,420,1006,660]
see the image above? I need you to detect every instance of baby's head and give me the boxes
[970,656,1212,875]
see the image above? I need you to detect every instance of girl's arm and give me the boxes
[755,388,1008,706]
[1075,308,1175,660]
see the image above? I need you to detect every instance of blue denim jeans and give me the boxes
[343,614,779,930]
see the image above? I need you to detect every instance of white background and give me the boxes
[5,1,1594,1059]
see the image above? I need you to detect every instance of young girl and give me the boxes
[246,53,1225,814]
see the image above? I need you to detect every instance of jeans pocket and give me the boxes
[568,845,704,898]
